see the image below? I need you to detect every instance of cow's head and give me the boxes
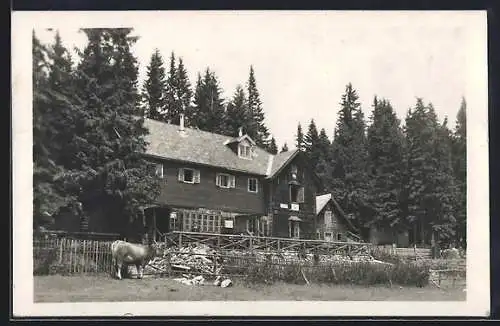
[147,240,164,258]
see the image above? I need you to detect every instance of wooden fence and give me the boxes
[33,235,115,275]
[161,231,373,256]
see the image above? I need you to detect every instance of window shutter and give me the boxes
[230,175,236,188]
[298,187,305,203]
[194,170,201,183]
[215,174,220,187]
[178,168,183,182]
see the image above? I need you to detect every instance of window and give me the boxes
[337,233,343,241]
[216,173,235,188]
[246,219,256,234]
[290,185,304,203]
[248,178,258,193]
[289,222,300,238]
[178,168,200,184]
[238,144,252,159]
[155,163,164,178]
[291,164,298,175]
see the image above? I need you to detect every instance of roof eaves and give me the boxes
[265,149,300,179]
[141,153,267,176]
[266,154,274,176]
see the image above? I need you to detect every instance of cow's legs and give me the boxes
[136,264,143,279]
[116,262,123,280]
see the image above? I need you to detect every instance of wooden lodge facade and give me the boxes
[141,116,322,240]
[315,193,360,243]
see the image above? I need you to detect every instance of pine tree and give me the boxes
[175,57,193,125]
[33,30,74,226]
[225,85,250,136]
[331,83,374,232]
[141,49,166,120]
[267,137,278,154]
[304,119,321,171]
[281,143,289,152]
[163,52,178,123]
[452,98,467,246]
[296,123,305,151]
[404,98,457,246]
[431,115,458,244]
[71,28,160,235]
[190,68,226,133]
[367,97,406,231]
[246,65,270,146]
[315,128,332,192]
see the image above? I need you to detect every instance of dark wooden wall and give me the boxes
[268,154,319,239]
[151,159,267,215]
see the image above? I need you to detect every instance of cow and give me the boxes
[111,240,163,280]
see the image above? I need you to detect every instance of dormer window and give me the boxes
[238,143,252,159]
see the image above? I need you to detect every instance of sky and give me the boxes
[33,11,486,149]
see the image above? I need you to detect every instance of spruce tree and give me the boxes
[191,68,226,133]
[141,49,166,120]
[431,115,458,244]
[367,97,406,231]
[33,30,74,225]
[404,98,456,245]
[452,98,467,246]
[175,57,193,126]
[225,85,250,137]
[281,143,289,152]
[246,65,270,146]
[72,28,160,234]
[304,119,321,171]
[296,123,305,151]
[163,52,178,123]
[267,137,278,154]
[315,128,332,192]
[331,83,374,233]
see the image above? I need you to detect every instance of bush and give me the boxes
[244,260,431,288]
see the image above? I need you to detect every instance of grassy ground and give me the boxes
[34,275,466,302]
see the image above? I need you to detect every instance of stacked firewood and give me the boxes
[143,243,223,276]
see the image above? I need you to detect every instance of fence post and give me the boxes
[179,232,183,247]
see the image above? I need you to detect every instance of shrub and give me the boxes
[244,260,431,288]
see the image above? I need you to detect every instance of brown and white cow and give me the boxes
[111,240,162,280]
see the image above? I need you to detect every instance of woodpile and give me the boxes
[134,243,381,278]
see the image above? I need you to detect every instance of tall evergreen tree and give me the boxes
[225,85,250,137]
[163,52,178,123]
[33,30,74,226]
[141,49,166,120]
[452,98,467,246]
[315,128,332,192]
[367,97,406,231]
[190,68,226,133]
[432,115,458,244]
[304,119,321,171]
[331,83,374,232]
[246,65,270,146]
[296,123,305,151]
[404,99,456,246]
[71,28,160,235]
[281,143,289,152]
[267,137,278,154]
[175,57,193,126]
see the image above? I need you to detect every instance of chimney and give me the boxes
[179,113,185,131]
[238,127,243,137]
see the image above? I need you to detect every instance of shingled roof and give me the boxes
[143,118,298,177]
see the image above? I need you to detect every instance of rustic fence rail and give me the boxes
[33,231,466,284]
[161,231,373,256]
[33,235,115,275]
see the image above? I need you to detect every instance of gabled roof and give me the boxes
[143,118,296,177]
[316,193,332,215]
[315,193,359,234]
